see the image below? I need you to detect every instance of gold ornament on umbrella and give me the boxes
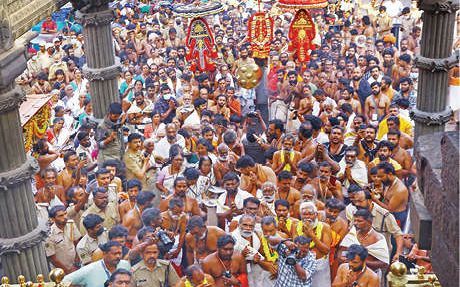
[236,63,263,89]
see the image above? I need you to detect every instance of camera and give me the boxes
[247,111,258,118]
[111,123,122,130]
[156,230,174,256]
[285,249,298,265]
[223,271,232,278]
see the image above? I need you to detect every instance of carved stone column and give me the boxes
[0,11,49,283]
[411,0,459,140]
[74,1,121,118]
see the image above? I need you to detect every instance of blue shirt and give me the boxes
[274,243,317,287]
[63,259,131,287]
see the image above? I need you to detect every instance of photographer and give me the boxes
[274,236,317,287]
[95,102,125,165]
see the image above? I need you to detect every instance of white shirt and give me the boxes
[383,0,404,18]
[152,135,186,160]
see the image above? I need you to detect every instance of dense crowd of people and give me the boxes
[20,0,450,286]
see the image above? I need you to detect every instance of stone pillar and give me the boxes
[74,1,121,119]
[0,10,49,283]
[411,0,459,141]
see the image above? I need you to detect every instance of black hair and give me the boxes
[269,119,285,133]
[127,179,142,190]
[274,199,290,209]
[183,167,200,181]
[354,209,373,222]
[173,176,187,187]
[277,170,293,181]
[377,161,396,175]
[137,226,155,241]
[377,140,395,151]
[346,244,368,261]
[294,235,312,245]
[187,215,205,230]
[100,241,123,252]
[236,155,256,169]
[63,150,77,163]
[325,198,346,211]
[96,168,111,178]
[102,159,119,169]
[169,197,184,209]
[261,216,277,227]
[83,213,104,229]
[107,269,132,284]
[128,133,142,143]
[137,191,155,206]
[243,197,260,207]
[141,207,162,226]
[108,225,128,240]
[217,234,236,248]
[223,171,240,183]
[48,205,66,218]
[347,184,363,194]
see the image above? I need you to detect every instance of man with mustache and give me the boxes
[272,134,302,174]
[132,241,180,287]
[185,216,226,265]
[122,191,155,245]
[292,162,316,191]
[177,265,216,287]
[80,187,120,235]
[57,150,86,193]
[159,177,202,216]
[312,162,343,202]
[356,125,379,165]
[368,140,402,178]
[274,199,298,238]
[297,202,332,287]
[201,234,249,287]
[77,214,108,265]
[332,244,380,286]
[291,184,325,219]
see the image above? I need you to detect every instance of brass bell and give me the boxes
[49,268,65,284]
[389,261,407,277]
[236,63,263,89]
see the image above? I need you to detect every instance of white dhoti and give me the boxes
[248,263,275,287]
[170,234,183,266]
[270,100,288,122]
[311,256,331,287]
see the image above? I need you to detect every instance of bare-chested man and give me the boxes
[118,179,141,219]
[275,171,301,215]
[160,198,187,263]
[337,86,362,114]
[274,199,298,238]
[298,85,315,117]
[201,234,248,287]
[365,82,390,122]
[159,177,202,216]
[292,184,325,219]
[312,162,343,202]
[35,167,66,206]
[387,130,413,178]
[57,150,85,194]
[297,202,333,286]
[272,135,302,174]
[292,162,316,191]
[332,244,380,287]
[122,191,155,244]
[185,215,226,265]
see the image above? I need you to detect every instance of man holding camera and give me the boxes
[96,102,124,165]
[274,236,317,287]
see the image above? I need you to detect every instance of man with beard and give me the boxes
[57,150,85,193]
[216,172,253,230]
[95,102,124,164]
[153,123,186,162]
[123,133,149,187]
[365,82,390,123]
[339,209,390,276]
[132,241,180,287]
[272,134,302,174]
[293,162,315,191]
[76,131,97,173]
[368,141,402,176]
[160,198,187,271]
[350,67,372,106]
[102,160,123,195]
[46,205,82,274]
[214,143,238,186]
[338,146,368,192]
[297,202,332,286]
[355,125,379,165]
[80,187,120,235]
[77,214,108,265]
[291,184,325,219]
[338,86,362,114]
[154,84,177,124]
[271,71,302,123]
[122,191,155,245]
[382,116,414,149]
[312,162,343,202]
[377,104,413,140]
[297,120,318,159]
[86,168,117,204]
[261,119,285,150]
[118,179,141,219]
[35,167,66,207]
[159,177,202,216]
[345,188,403,262]
[63,241,131,287]
[297,85,315,118]
[258,182,278,217]
[275,171,301,215]
[333,244,380,286]
[237,155,277,196]
[202,234,249,287]
[209,94,231,120]
[229,197,262,232]
[319,198,348,279]
[232,214,271,287]
[387,130,413,178]
[380,76,399,102]
[374,162,409,229]
[232,46,255,74]
[177,265,216,287]
[392,77,417,110]
[185,216,226,265]
[274,199,298,237]
[324,126,348,163]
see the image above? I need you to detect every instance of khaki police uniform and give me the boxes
[76,231,109,265]
[45,221,81,270]
[132,259,180,287]
[80,202,120,235]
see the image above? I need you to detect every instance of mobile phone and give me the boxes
[78,152,87,160]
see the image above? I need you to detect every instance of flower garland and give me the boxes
[184,278,209,287]
[260,236,279,262]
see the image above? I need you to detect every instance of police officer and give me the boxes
[132,241,180,287]
[45,205,82,274]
